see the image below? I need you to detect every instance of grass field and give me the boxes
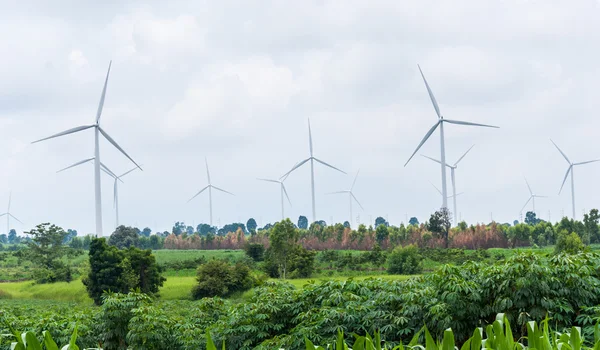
[153,249,245,264]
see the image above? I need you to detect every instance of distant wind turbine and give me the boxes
[421,145,474,224]
[281,119,346,223]
[551,139,600,219]
[327,170,364,225]
[429,181,464,200]
[257,166,295,221]
[188,158,234,227]
[31,61,142,237]
[0,192,22,234]
[520,177,546,215]
[405,65,498,210]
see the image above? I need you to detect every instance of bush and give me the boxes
[387,244,423,274]
[555,230,585,254]
[192,260,256,299]
[263,245,316,279]
[244,243,265,262]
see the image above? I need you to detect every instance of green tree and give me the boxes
[375,224,389,244]
[109,226,140,249]
[126,247,165,295]
[244,242,265,261]
[387,244,423,274]
[555,230,585,254]
[525,211,541,225]
[507,223,532,248]
[409,217,419,226]
[197,223,214,235]
[8,229,17,244]
[247,218,257,233]
[25,223,72,283]
[583,209,600,243]
[141,227,152,237]
[267,219,298,279]
[297,215,308,229]
[375,216,389,227]
[427,208,452,248]
[192,260,255,299]
[0,233,7,244]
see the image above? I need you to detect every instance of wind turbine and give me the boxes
[31,61,142,237]
[281,119,346,223]
[520,177,546,216]
[421,145,474,224]
[551,139,600,219]
[327,170,364,225]
[257,167,294,221]
[405,65,498,210]
[0,192,23,234]
[188,158,234,227]
[429,181,464,200]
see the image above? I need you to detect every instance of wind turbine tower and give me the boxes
[327,170,364,225]
[188,158,234,226]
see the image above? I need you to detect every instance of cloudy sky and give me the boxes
[2,0,600,235]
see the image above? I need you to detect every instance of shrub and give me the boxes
[555,230,585,254]
[244,243,265,262]
[192,260,256,299]
[387,244,423,274]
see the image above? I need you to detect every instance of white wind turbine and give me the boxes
[32,61,142,237]
[327,170,364,225]
[421,145,474,224]
[281,119,346,223]
[405,65,499,209]
[0,192,23,234]
[520,177,547,216]
[257,168,294,221]
[429,181,464,200]
[551,139,600,219]
[188,158,234,227]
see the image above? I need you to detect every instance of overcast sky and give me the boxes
[2,0,600,235]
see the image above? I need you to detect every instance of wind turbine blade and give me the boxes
[282,183,292,207]
[281,162,299,182]
[257,178,280,184]
[100,162,118,179]
[212,185,234,196]
[188,186,209,203]
[405,121,440,166]
[205,157,211,185]
[98,127,142,170]
[280,158,310,179]
[32,125,95,144]
[421,154,445,167]
[0,213,7,218]
[550,139,571,164]
[327,191,348,195]
[7,191,11,213]
[524,177,533,196]
[443,119,499,128]
[520,197,532,213]
[417,64,442,119]
[454,192,465,197]
[350,170,360,191]
[314,158,346,174]
[8,213,23,224]
[57,158,95,173]
[559,166,572,195]
[534,195,548,198]
[351,192,364,210]
[574,159,600,166]
[119,166,140,178]
[96,61,112,124]
[454,144,475,166]
[429,181,442,196]
[308,119,314,157]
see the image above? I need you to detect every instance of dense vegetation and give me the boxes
[2,252,600,349]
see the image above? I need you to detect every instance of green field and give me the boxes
[152,249,245,264]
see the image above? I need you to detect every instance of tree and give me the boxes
[375,224,389,244]
[0,234,6,244]
[525,211,541,225]
[63,229,78,244]
[247,218,257,234]
[192,260,255,299]
[298,216,308,230]
[387,244,423,275]
[555,230,585,254]
[244,243,265,261]
[172,222,186,236]
[375,217,389,227]
[109,226,140,249]
[83,238,165,305]
[196,223,214,236]
[8,229,17,244]
[218,223,246,236]
[141,227,152,237]
[25,223,72,283]
[343,221,350,228]
[267,219,298,279]
[583,209,600,243]
[427,208,452,248]
[507,223,532,248]
[409,217,419,226]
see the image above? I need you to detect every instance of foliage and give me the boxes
[298,215,309,230]
[109,226,140,249]
[243,242,265,262]
[525,211,542,225]
[100,292,153,350]
[246,218,257,234]
[25,223,72,283]
[583,209,600,244]
[555,231,585,254]
[266,219,299,279]
[375,216,389,227]
[427,208,452,248]
[409,217,419,226]
[192,259,255,299]
[83,238,164,305]
[387,244,423,274]
[375,224,389,244]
